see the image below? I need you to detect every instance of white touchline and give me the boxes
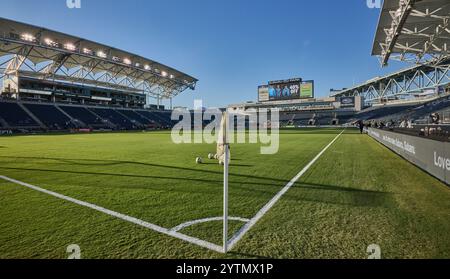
[0,175,223,254]
[227,129,345,251]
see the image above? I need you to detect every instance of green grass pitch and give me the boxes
[0,128,449,259]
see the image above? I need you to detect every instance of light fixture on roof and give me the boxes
[161,71,168,77]
[169,74,174,79]
[135,62,140,67]
[21,33,35,42]
[83,48,93,55]
[97,50,107,58]
[144,65,151,70]
[64,43,77,51]
[123,58,131,65]
[44,38,58,47]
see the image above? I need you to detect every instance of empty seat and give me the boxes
[137,110,173,127]
[91,108,134,129]
[117,109,152,126]
[60,105,109,128]
[0,102,38,127]
[24,103,71,130]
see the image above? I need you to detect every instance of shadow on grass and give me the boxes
[0,166,285,189]
[0,156,284,182]
[0,163,393,208]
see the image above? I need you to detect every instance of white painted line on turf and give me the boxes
[171,216,250,233]
[227,129,345,251]
[0,175,224,254]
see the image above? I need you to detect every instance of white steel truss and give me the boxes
[331,58,450,104]
[373,0,450,66]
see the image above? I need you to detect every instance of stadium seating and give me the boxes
[0,99,181,132]
[350,95,450,125]
[59,105,111,129]
[386,96,450,123]
[116,109,153,127]
[353,104,417,122]
[0,102,39,127]
[24,103,72,130]
[153,111,174,126]
[137,110,172,127]
[90,107,135,130]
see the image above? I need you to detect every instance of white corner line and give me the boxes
[0,175,224,254]
[171,216,250,233]
[227,129,345,251]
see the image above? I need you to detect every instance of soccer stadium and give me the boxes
[0,0,449,264]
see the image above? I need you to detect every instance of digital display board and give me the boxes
[258,78,314,102]
[300,81,314,98]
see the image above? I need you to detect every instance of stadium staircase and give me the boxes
[17,102,47,129]
[24,103,74,130]
[55,105,87,128]
[114,109,145,129]
[88,108,119,129]
[0,102,39,129]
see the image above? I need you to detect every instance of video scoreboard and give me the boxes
[258,78,314,102]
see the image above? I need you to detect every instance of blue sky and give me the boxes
[0,0,406,108]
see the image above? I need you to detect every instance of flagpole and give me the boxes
[223,143,229,254]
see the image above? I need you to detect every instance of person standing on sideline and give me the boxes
[358,120,364,134]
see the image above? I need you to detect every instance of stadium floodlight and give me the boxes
[44,38,58,48]
[83,48,93,55]
[21,33,35,42]
[123,58,132,65]
[96,50,107,58]
[64,43,77,51]
[135,62,140,67]
[161,71,168,77]
[170,74,175,79]
[144,65,151,70]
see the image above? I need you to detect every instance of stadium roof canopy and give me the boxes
[0,17,198,99]
[372,0,450,66]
